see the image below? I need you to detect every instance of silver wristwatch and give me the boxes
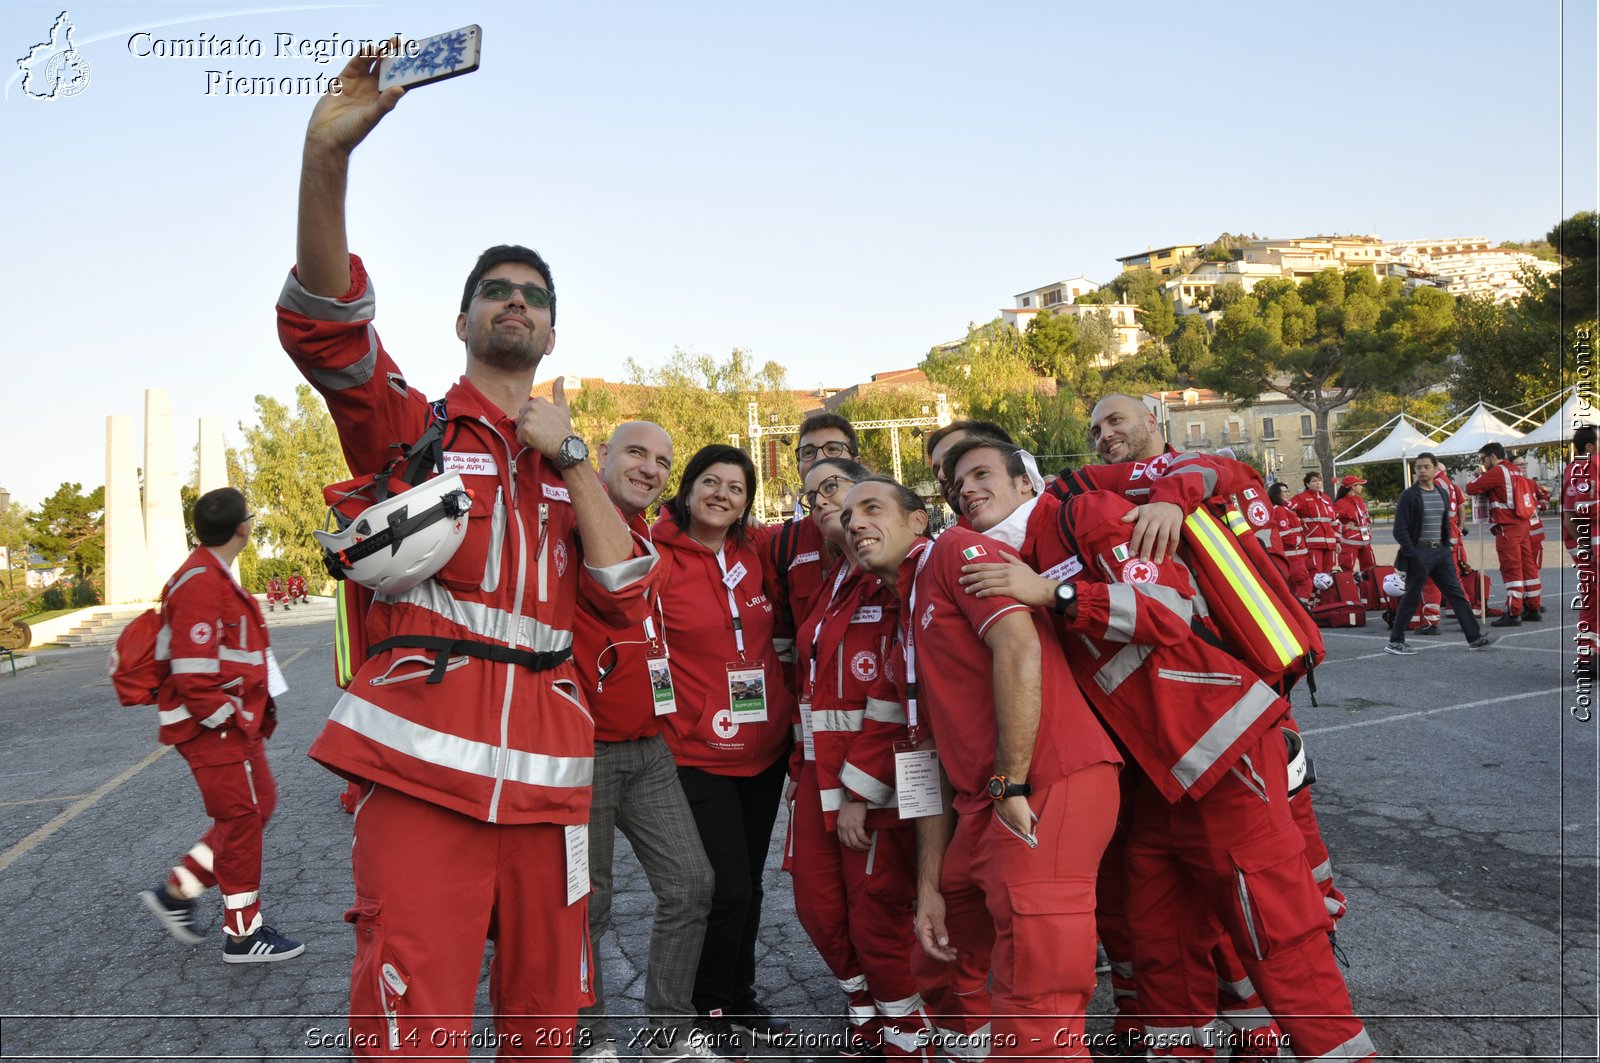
[554,435,590,470]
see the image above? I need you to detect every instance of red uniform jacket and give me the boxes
[1466,462,1523,530]
[1021,492,1289,803]
[1273,503,1315,600]
[278,254,656,826]
[156,547,277,760]
[895,529,1119,815]
[573,511,671,743]
[652,516,792,776]
[1332,493,1373,552]
[794,559,907,830]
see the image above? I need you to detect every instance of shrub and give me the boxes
[70,580,101,608]
[40,585,66,611]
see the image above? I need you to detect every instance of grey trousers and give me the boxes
[581,733,714,1038]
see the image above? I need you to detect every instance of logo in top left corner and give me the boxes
[16,11,92,100]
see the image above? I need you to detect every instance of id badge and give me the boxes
[564,823,589,906]
[647,657,676,716]
[265,649,289,699]
[799,700,816,761]
[727,663,768,723]
[894,748,943,819]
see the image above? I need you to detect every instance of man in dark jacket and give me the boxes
[1387,453,1496,655]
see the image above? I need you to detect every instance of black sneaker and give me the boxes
[1522,609,1542,622]
[140,886,204,945]
[222,924,305,963]
[690,1016,746,1060]
[1418,624,1441,635]
[1490,613,1521,627]
[729,1001,792,1044]
[1469,635,1496,649]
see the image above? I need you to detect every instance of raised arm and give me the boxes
[296,46,406,296]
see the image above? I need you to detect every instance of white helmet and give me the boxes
[1313,572,1333,593]
[315,471,473,595]
[1284,727,1315,797]
[1382,571,1407,599]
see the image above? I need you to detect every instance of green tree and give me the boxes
[1545,210,1598,325]
[0,498,29,592]
[1449,290,1561,410]
[1171,314,1213,381]
[27,483,104,580]
[237,385,350,590]
[831,388,946,489]
[1203,267,1457,485]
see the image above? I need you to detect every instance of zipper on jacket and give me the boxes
[481,486,505,593]
[1156,668,1241,686]
[537,502,551,604]
[837,649,845,700]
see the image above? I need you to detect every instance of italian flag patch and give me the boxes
[962,545,988,560]
[1112,543,1131,563]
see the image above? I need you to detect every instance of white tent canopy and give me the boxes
[1514,389,1599,448]
[1430,402,1525,457]
[1335,414,1440,466]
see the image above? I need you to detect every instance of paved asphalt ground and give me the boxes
[0,552,1595,1061]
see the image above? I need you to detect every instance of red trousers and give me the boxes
[1524,532,1544,612]
[1336,543,1375,575]
[347,785,590,1059]
[1492,523,1533,616]
[171,733,275,937]
[1307,546,1336,579]
[790,765,930,1056]
[1126,732,1373,1060]
[914,763,1118,1060]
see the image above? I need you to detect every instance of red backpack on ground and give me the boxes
[1363,565,1395,612]
[109,608,166,706]
[1313,570,1367,628]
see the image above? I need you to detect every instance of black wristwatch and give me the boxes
[554,435,590,470]
[1050,579,1078,615]
[987,774,1032,801]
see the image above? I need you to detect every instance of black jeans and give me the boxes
[677,754,787,1016]
[1391,545,1482,642]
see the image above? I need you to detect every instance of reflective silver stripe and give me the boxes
[187,842,215,872]
[1094,641,1153,695]
[1310,859,1333,882]
[820,788,844,812]
[1167,456,1219,497]
[1236,869,1263,960]
[158,705,192,726]
[1326,895,1346,916]
[155,623,173,662]
[864,696,905,723]
[1219,1007,1274,1030]
[837,974,868,994]
[165,566,209,600]
[875,993,926,1018]
[278,269,376,323]
[222,889,260,908]
[839,762,894,807]
[814,708,864,732]
[585,538,658,593]
[168,657,219,674]
[937,1024,990,1061]
[198,704,234,728]
[380,581,573,653]
[330,691,592,789]
[1304,1029,1377,1062]
[1130,580,1194,624]
[310,325,380,390]
[848,1002,876,1025]
[173,866,204,897]
[1158,668,1242,685]
[865,831,878,873]
[1170,681,1279,790]
[1219,975,1254,999]
[880,1025,925,1052]
[217,647,264,666]
[1104,584,1139,641]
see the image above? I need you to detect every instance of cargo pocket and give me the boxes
[1227,831,1306,963]
[1004,879,1097,1005]
[345,896,410,1053]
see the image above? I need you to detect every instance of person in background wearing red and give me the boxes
[1332,475,1374,577]
[1288,472,1338,578]
[1268,481,1315,604]
[1467,442,1536,626]
[1512,454,1550,619]
[573,422,719,1063]
[653,445,794,1051]
[285,570,308,606]
[265,574,285,612]
[139,488,303,963]
[787,456,930,1060]
[843,475,1120,1060]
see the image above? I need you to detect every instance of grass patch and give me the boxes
[17,608,75,625]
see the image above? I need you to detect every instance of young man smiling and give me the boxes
[841,475,1120,1060]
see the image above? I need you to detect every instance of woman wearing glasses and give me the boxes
[786,457,929,1058]
[652,445,795,1050]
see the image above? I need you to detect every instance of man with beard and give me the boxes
[279,48,657,1057]
[946,438,1376,1062]
[572,422,720,1063]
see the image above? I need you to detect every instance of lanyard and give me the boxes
[711,546,747,659]
[900,540,934,729]
[807,560,854,695]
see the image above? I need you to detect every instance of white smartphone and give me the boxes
[378,24,481,91]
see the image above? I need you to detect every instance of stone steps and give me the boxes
[47,597,334,647]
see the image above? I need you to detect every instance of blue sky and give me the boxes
[2,0,1595,508]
